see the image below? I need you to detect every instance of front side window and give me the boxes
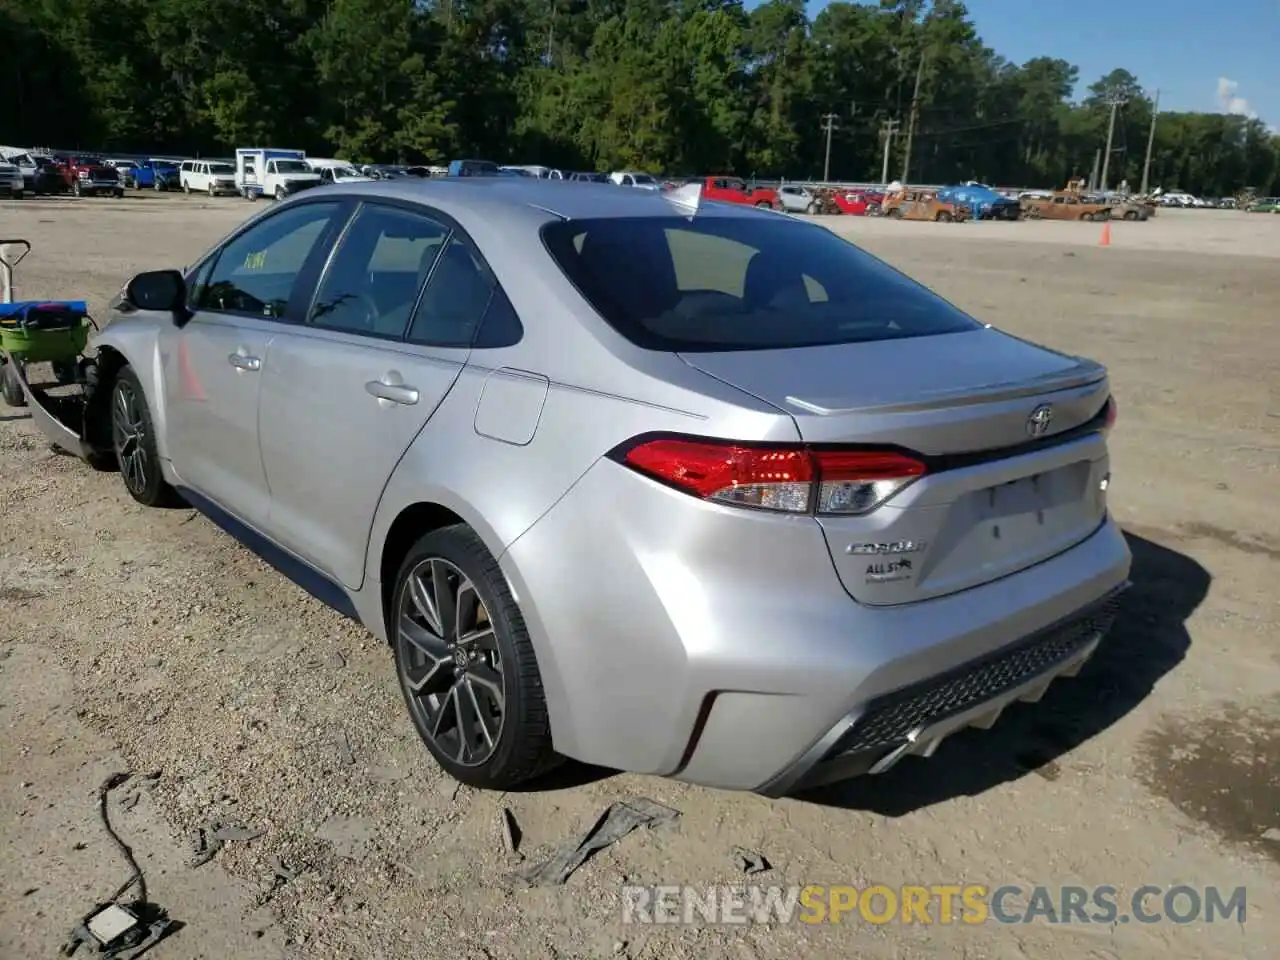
[309,204,449,337]
[541,216,981,352]
[199,202,341,318]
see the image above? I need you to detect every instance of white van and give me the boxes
[180,159,238,196]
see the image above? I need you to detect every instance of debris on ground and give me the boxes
[61,772,178,957]
[731,846,771,875]
[509,798,680,888]
[332,727,355,766]
[189,821,265,867]
[1261,827,1280,843]
[499,806,522,859]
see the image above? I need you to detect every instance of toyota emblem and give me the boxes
[1027,404,1054,437]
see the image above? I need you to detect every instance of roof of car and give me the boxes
[316,177,776,223]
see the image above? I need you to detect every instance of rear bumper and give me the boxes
[757,583,1125,796]
[503,457,1133,793]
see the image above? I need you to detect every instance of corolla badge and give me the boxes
[1026,403,1054,438]
[846,540,928,556]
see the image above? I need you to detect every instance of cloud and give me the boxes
[1216,77,1257,118]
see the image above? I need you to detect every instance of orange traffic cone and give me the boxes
[1099,220,1111,246]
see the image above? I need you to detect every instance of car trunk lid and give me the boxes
[680,329,1113,605]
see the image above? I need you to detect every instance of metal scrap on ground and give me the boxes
[509,798,681,887]
[732,846,771,875]
[189,822,265,867]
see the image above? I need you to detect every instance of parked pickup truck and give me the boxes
[697,176,779,209]
[58,155,124,198]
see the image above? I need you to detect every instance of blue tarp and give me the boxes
[0,301,88,322]
[936,185,1017,216]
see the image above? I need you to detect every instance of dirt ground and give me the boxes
[1,195,1277,959]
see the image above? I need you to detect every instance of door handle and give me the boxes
[228,353,261,371]
[365,379,419,406]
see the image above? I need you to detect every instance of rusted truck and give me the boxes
[1020,193,1111,221]
[1021,179,1112,221]
[881,189,970,222]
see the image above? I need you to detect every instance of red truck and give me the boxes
[56,154,124,198]
[697,176,780,210]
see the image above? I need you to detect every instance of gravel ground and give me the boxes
[2,195,1278,959]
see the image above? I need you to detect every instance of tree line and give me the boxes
[5,0,1278,195]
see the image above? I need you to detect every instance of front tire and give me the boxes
[110,366,179,507]
[274,186,286,201]
[392,525,558,790]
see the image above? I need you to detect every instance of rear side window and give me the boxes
[540,216,981,352]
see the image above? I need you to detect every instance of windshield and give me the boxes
[79,157,106,166]
[632,174,657,185]
[273,160,311,173]
[541,216,980,352]
[5,153,34,166]
[209,162,234,174]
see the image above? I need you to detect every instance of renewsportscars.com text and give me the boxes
[620,884,1248,926]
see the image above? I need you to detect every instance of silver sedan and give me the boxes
[88,177,1131,794]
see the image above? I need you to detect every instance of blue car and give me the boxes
[937,184,1022,220]
[142,158,182,191]
[446,159,502,177]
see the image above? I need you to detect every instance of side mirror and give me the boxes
[123,269,190,325]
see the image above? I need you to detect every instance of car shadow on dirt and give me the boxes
[795,530,1207,814]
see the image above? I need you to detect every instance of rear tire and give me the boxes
[1,361,26,407]
[887,207,903,219]
[110,365,180,507]
[392,525,559,790]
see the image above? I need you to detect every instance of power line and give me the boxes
[880,117,900,184]
[820,112,840,183]
[1099,87,1128,192]
[1140,89,1160,195]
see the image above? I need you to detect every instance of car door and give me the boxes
[162,199,347,527]
[258,200,500,589]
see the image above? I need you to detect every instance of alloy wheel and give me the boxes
[396,557,505,766]
[111,380,149,494]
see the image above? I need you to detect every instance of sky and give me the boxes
[794,0,1280,126]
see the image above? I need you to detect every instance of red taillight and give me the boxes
[1103,396,1117,432]
[617,437,926,515]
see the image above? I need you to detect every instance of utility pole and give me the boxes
[900,50,926,183]
[820,113,839,183]
[1140,89,1160,195]
[1089,150,1101,192]
[1098,88,1128,192]
[880,118,900,185]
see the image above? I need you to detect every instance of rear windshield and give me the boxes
[540,216,981,352]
